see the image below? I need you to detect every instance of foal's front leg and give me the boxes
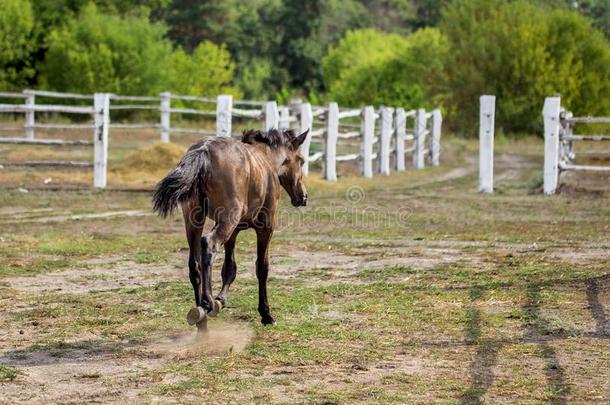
[255,227,275,325]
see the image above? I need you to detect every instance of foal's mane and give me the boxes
[241,129,296,149]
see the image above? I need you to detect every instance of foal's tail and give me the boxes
[152,145,208,217]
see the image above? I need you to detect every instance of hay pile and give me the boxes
[111,142,186,186]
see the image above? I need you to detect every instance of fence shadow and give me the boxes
[586,277,609,337]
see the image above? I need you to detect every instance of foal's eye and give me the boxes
[283,157,290,165]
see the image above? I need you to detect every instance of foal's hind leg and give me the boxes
[182,201,206,328]
[216,228,240,306]
[199,218,238,315]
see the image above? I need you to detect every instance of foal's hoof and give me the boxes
[208,299,223,317]
[187,306,207,326]
[261,315,275,325]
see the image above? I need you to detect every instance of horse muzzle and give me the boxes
[292,194,308,207]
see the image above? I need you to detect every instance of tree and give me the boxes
[0,0,35,90]
[323,28,447,108]
[171,41,240,98]
[39,4,174,95]
[440,0,610,134]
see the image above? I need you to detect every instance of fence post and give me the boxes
[394,108,406,171]
[413,108,427,169]
[378,107,394,175]
[431,109,442,166]
[279,106,290,129]
[160,92,171,143]
[299,102,313,176]
[93,93,110,189]
[543,97,561,195]
[324,102,339,181]
[264,101,279,131]
[360,106,375,178]
[479,95,496,193]
[216,94,232,137]
[24,89,35,140]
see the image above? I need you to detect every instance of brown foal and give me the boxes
[153,129,308,330]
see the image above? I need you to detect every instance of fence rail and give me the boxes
[0,89,444,188]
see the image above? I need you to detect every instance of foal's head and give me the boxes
[242,129,309,207]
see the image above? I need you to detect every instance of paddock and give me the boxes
[0,132,608,403]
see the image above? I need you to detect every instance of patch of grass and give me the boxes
[0,365,19,382]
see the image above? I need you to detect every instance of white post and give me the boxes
[324,102,338,181]
[431,109,442,166]
[479,95,496,193]
[24,90,35,140]
[299,102,313,176]
[394,107,406,171]
[413,108,427,169]
[360,106,375,178]
[264,101,279,131]
[216,94,232,137]
[378,107,393,175]
[543,97,561,195]
[93,93,110,189]
[160,92,171,143]
[279,106,290,129]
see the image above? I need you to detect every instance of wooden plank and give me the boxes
[29,89,93,100]
[394,108,406,171]
[308,152,324,162]
[336,153,359,162]
[299,103,313,176]
[431,109,442,166]
[567,117,610,124]
[338,131,360,139]
[279,106,291,129]
[0,92,27,99]
[232,108,261,118]
[110,94,159,102]
[338,109,361,120]
[94,93,110,189]
[109,123,159,129]
[564,134,610,141]
[378,107,394,175]
[109,105,159,110]
[169,108,215,116]
[0,104,94,114]
[559,163,610,172]
[413,108,427,170]
[2,160,92,167]
[360,106,375,178]
[479,96,495,193]
[543,97,561,195]
[264,101,279,131]
[24,90,35,140]
[160,92,170,143]
[0,137,92,146]
[324,102,339,181]
[170,94,215,103]
[216,95,233,137]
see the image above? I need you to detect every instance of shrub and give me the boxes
[0,0,35,89]
[39,3,173,95]
[171,41,239,98]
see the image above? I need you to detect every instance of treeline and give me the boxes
[1,0,609,133]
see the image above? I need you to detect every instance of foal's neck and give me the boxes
[251,144,285,173]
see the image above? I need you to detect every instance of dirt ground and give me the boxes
[0,136,609,403]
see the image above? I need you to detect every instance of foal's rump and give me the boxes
[152,141,210,217]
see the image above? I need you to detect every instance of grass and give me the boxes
[0,136,608,403]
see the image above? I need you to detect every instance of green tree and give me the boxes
[440,0,610,134]
[171,41,239,97]
[0,0,35,90]
[39,3,174,95]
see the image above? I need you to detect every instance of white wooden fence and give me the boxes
[543,96,610,194]
[0,89,443,188]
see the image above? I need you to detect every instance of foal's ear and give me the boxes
[292,129,309,149]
